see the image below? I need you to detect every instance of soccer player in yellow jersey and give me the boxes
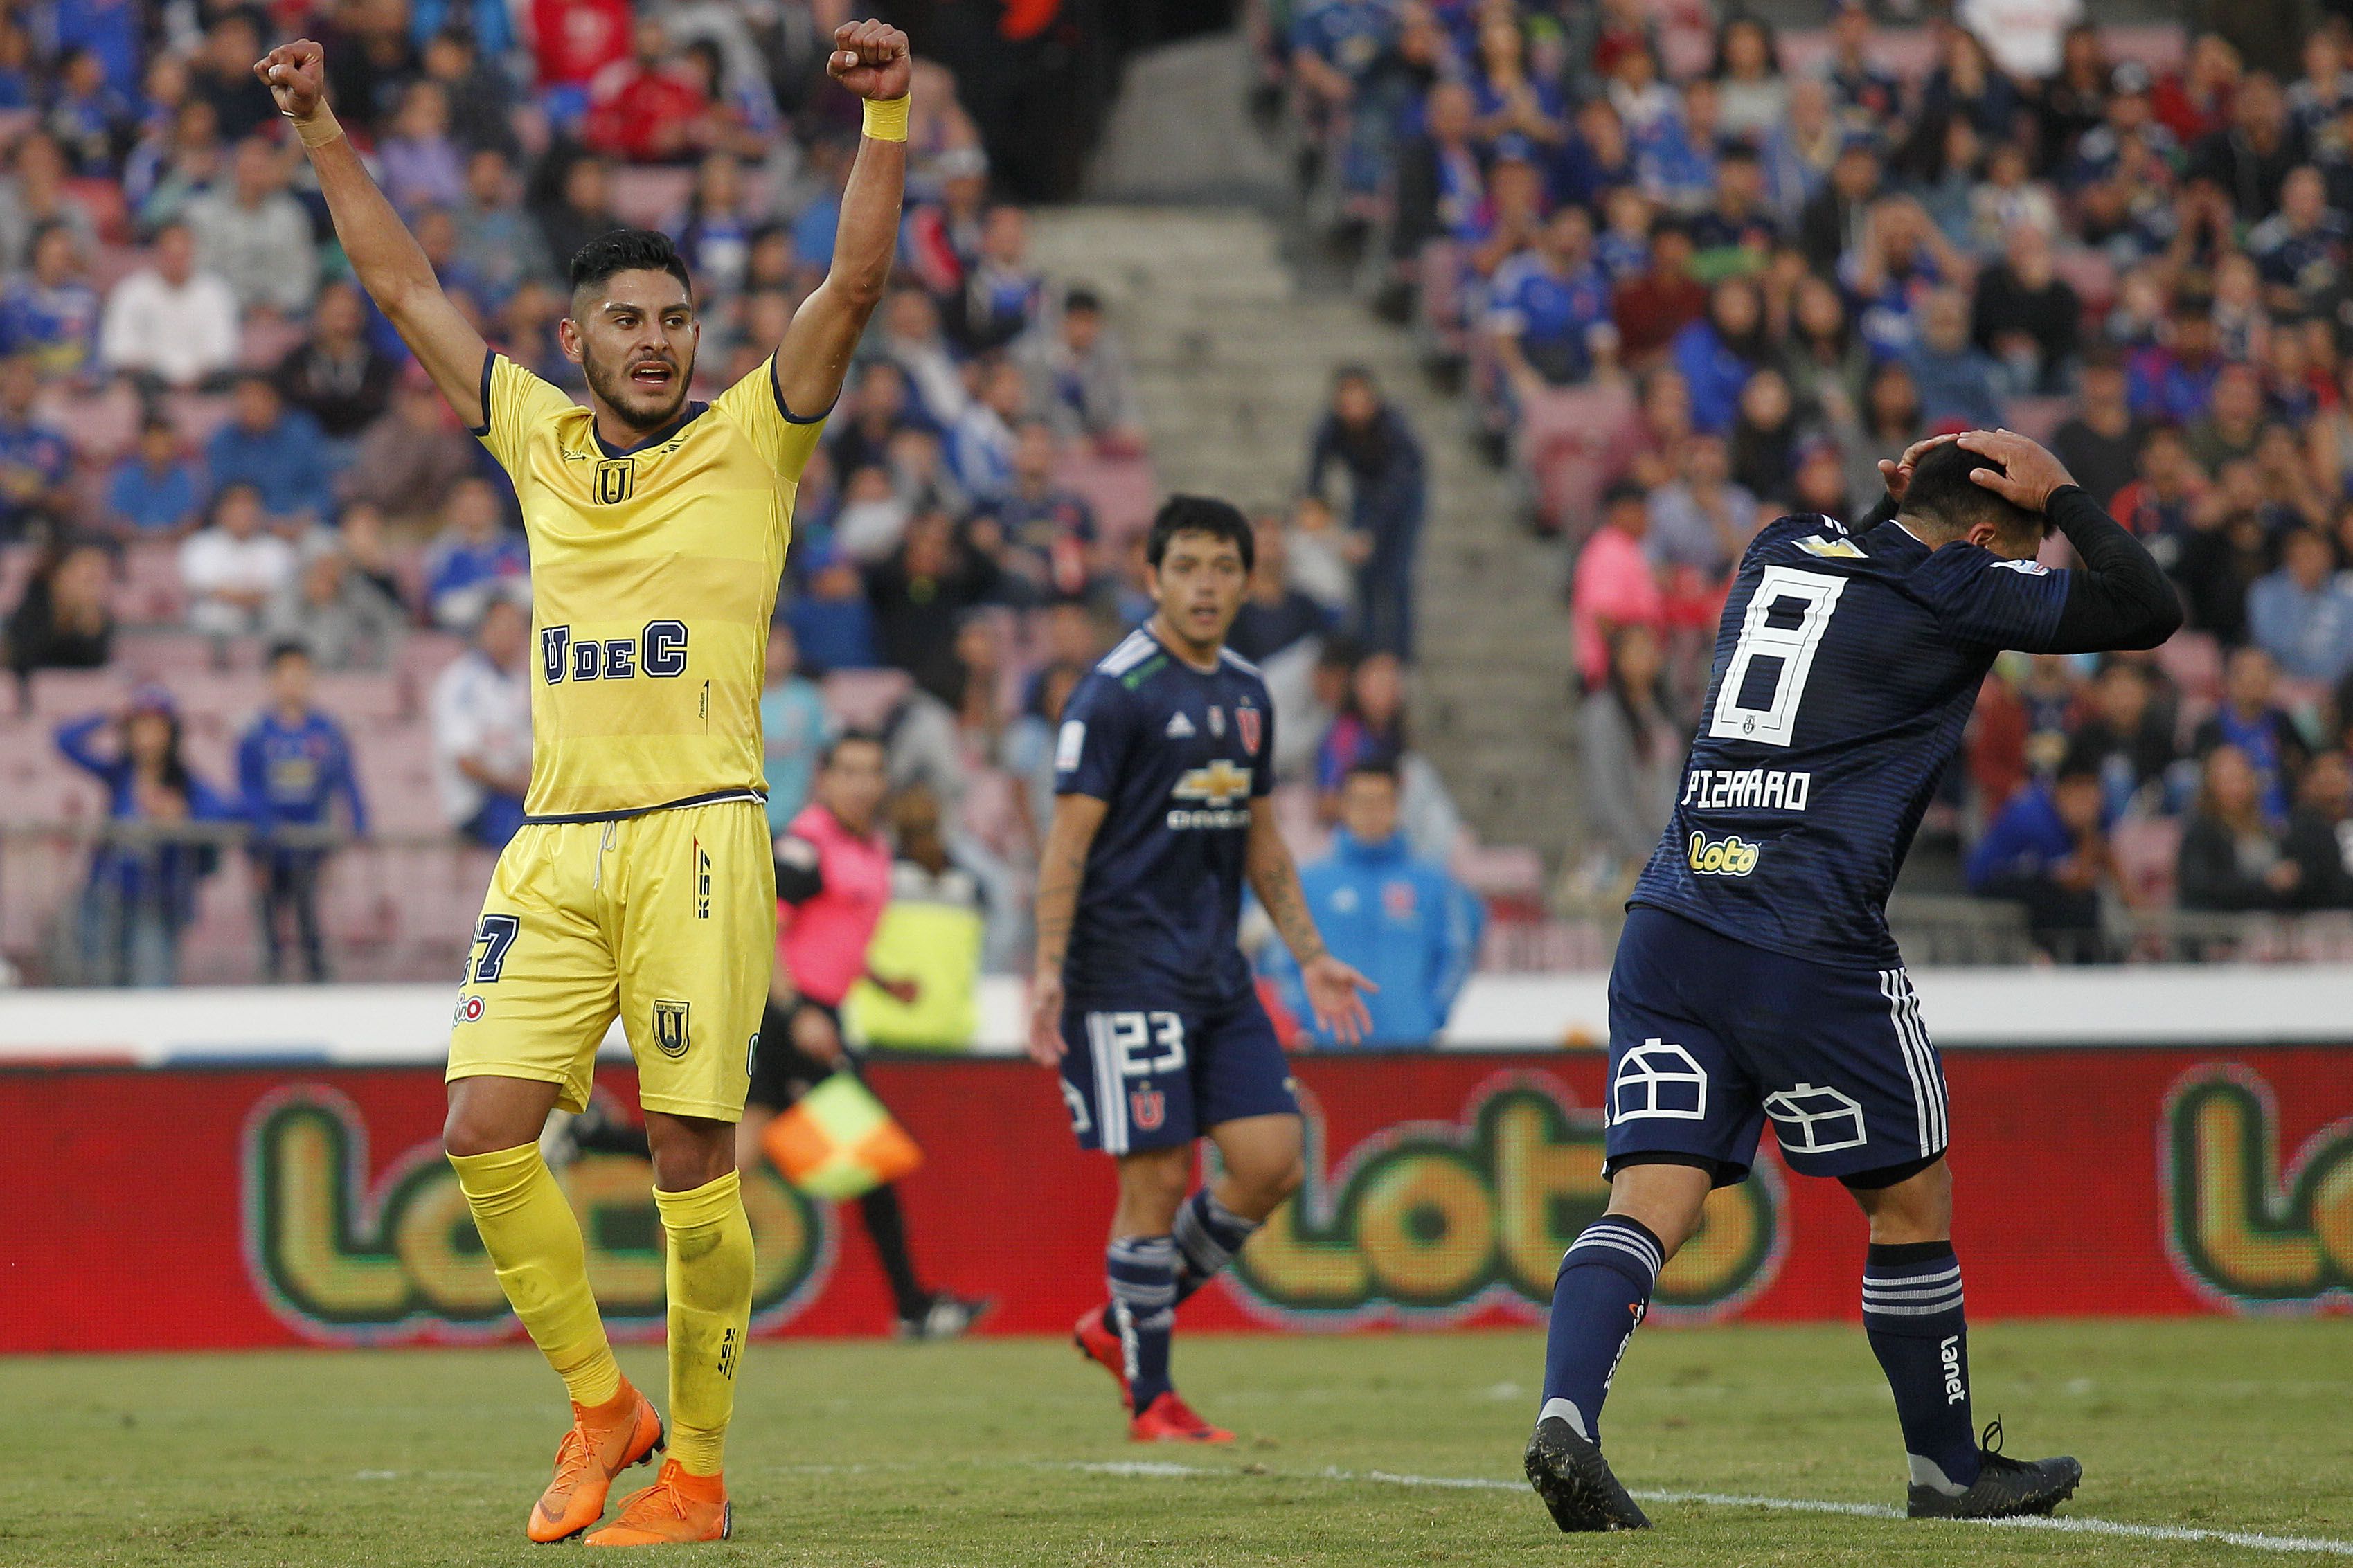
[257,21,912,1547]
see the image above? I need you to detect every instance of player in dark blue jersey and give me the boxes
[1526,431,2182,1532]
[1030,495,1374,1443]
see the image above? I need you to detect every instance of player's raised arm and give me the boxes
[255,41,489,430]
[772,21,911,420]
[1028,793,1109,1064]
[1243,811,1375,1046]
[1958,429,2183,654]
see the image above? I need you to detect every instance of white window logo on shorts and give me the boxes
[1610,1039,1708,1122]
[1762,1083,1868,1153]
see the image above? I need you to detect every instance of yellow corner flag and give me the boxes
[759,1072,924,1198]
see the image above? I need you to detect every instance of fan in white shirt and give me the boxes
[98,220,241,389]
[179,481,298,637]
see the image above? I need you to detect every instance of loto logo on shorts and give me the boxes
[652,1000,691,1058]
[452,994,485,1025]
[1687,831,1762,877]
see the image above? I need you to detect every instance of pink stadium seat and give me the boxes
[238,312,309,371]
[2111,815,2182,908]
[1269,782,1328,863]
[1052,451,1159,543]
[2048,248,2117,318]
[609,166,695,231]
[312,670,408,721]
[162,392,235,450]
[821,667,912,730]
[1519,381,1638,543]
[1452,841,1544,904]
[111,629,211,681]
[39,381,141,462]
[2003,397,2070,447]
[63,176,131,244]
[2155,631,2224,705]
[0,542,35,611]
[28,667,129,719]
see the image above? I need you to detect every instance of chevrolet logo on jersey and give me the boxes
[1167,759,1253,829]
[1688,831,1762,876]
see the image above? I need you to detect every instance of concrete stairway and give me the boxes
[1028,208,1582,860]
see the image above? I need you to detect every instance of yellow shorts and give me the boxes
[447,798,776,1121]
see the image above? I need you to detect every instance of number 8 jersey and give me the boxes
[1630,510,2070,966]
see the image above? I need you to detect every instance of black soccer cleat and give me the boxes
[1524,1416,1652,1533]
[1906,1420,2082,1520]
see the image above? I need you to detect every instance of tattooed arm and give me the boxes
[1028,793,1109,1064]
[1245,810,1375,1045]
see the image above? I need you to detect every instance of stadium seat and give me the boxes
[161,392,235,450]
[821,667,913,730]
[609,166,696,231]
[39,381,141,462]
[2155,631,2225,706]
[2111,815,2183,908]
[27,667,129,719]
[2003,397,2070,447]
[1053,449,1160,543]
[1519,381,1638,542]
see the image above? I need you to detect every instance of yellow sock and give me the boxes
[449,1144,623,1409]
[654,1169,755,1477]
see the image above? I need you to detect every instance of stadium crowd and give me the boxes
[1280,0,2353,959]
[0,0,1483,1022]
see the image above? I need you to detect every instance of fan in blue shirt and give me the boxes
[238,642,367,980]
[1261,757,1483,1047]
[206,374,335,523]
[105,416,205,535]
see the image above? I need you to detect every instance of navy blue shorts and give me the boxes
[1604,906,1950,1186]
[1058,989,1298,1154]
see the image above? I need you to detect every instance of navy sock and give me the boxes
[1538,1216,1662,1446]
[1172,1189,1259,1304]
[1863,1240,1981,1493]
[1107,1236,1178,1410]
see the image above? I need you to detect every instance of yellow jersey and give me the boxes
[473,354,825,820]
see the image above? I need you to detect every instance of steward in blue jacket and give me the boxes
[1264,759,1483,1047]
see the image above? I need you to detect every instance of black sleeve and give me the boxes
[773,833,824,905]
[2042,485,2183,654]
[1858,492,1899,530]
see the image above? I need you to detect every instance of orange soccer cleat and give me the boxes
[526,1380,666,1544]
[1129,1390,1233,1444]
[1073,1305,1131,1409]
[584,1459,733,1546]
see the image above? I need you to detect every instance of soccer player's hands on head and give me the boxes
[827,19,912,101]
[253,39,328,122]
[1875,431,1962,503]
[1302,953,1377,1047]
[1958,429,2075,514]
[1026,970,1066,1065]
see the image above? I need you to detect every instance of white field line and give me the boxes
[1066,1461,2353,1557]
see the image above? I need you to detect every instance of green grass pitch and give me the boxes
[9,1319,2351,1566]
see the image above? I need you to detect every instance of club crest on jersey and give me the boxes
[652,1000,691,1058]
[1687,831,1762,877]
[594,457,635,505]
[1165,710,1195,739]
[1129,1086,1167,1131]
[1237,703,1262,756]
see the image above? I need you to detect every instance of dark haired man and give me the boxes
[1524,431,2181,1532]
[1032,495,1375,1443]
[257,18,913,1546]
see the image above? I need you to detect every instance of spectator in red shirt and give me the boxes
[584,21,712,165]
[1612,219,1708,368]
